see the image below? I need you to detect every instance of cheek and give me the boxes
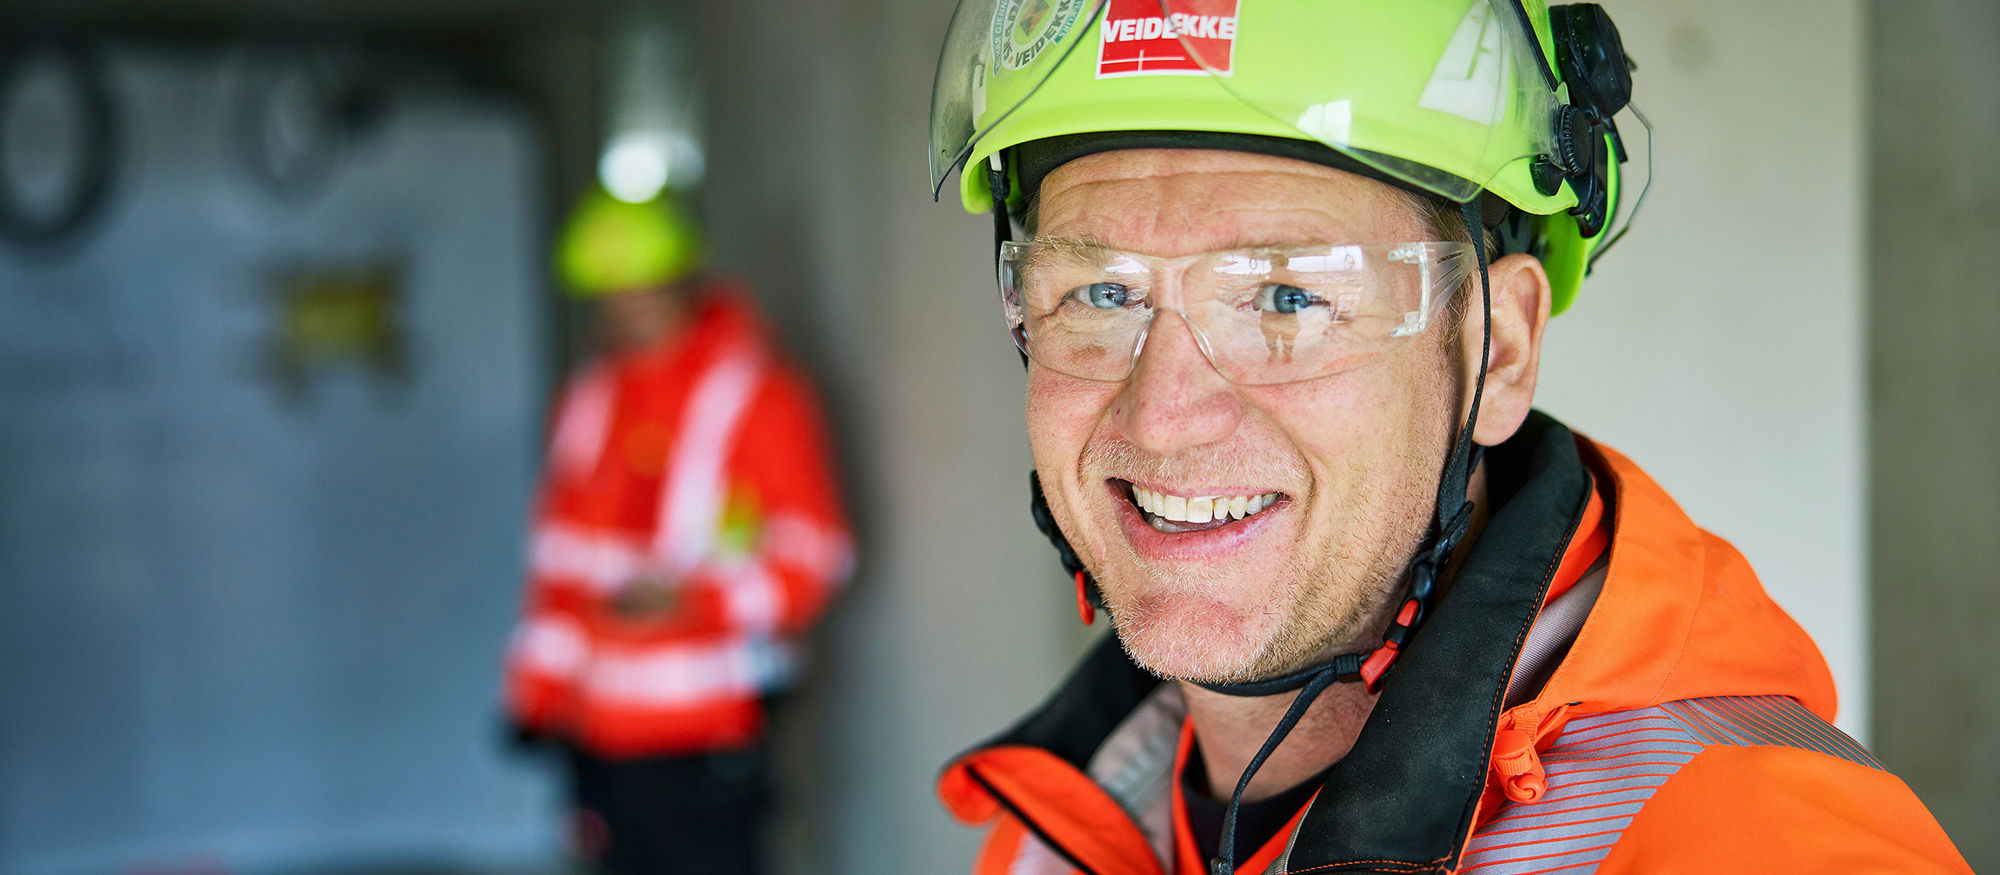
[1025,367,1120,473]
[1251,354,1453,475]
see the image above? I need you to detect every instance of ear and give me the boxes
[1461,252,1551,446]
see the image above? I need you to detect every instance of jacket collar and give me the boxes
[1281,412,1592,871]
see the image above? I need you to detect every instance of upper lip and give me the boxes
[1113,477,1285,497]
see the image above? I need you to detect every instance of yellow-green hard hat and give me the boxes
[928,0,1634,314]
[556,188,705,298]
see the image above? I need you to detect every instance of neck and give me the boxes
[1178,465,1493,802]
[1178,676,1377,802]
[600,284,692,355]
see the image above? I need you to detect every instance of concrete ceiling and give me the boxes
[0,0,634,36]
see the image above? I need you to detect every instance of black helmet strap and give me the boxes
[1196,197,1491,874]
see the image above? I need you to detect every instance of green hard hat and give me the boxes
[928,0,1632,314]
[556,187,705,298]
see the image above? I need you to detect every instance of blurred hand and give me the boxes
[610,573,682,619]
[504,718,562,755]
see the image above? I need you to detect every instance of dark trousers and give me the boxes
[566,746,770,875]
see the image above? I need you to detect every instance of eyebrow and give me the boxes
[1022,234,1119,274]
[1030,233,1346,257]
[1027,234,1110,255]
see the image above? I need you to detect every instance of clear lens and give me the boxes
[1001,239,1473,385]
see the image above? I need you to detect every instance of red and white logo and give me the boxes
[1095,0,1240,79]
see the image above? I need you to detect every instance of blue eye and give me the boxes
[1075,282,1131,309]
[1256,284,1316,315]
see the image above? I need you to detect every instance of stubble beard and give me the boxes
[1076,437,1446,686]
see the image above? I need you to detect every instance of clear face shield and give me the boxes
[1000,238,1475,385]
[928,0,1103,195]
[930,0,1563,207]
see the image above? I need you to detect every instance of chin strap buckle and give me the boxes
[1032,471,1104,626]
[1074,570,1096,625]
[1360,596,1422,692]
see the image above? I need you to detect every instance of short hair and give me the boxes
[1408,193,1500,342]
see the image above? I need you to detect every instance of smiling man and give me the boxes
[927,2,1969,873]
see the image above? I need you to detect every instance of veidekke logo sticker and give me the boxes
[992,0,1088,71]
[1096,0,1240,79]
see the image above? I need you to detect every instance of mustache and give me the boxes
[1078,434,1308,489]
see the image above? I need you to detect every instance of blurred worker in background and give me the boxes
[926,0,1968,872]
[504,188,852,874]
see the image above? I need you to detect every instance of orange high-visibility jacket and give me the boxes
[939,413,1968,874]
[506,284,852,758]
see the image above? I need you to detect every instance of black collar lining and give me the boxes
[943,412,1595,875]
[1281,412,1594,873]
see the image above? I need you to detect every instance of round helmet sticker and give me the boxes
[992,0,1087,71]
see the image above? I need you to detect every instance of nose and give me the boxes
[1115,310,1245,455]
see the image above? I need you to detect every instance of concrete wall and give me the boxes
[693,0,1093,870]
[1868,0,2000,867]
[1537,0,1871,734]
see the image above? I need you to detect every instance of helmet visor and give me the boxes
[929,0,1110,197]
[930,0,1560,206]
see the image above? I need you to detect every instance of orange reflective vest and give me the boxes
[505,284,851,758]
[939,413,1968,874]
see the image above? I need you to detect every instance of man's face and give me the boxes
[1027,149,1462,684]
[596,286,682,353]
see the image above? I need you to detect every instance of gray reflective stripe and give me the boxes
[1001,685,1185,873]
[1087,684,1184,864]
[1272,796,1312,873]
[1006,833,1076,875]
[1662,697,1882,769]
[1455,696,1881,874]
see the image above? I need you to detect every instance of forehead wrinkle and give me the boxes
[1038,159,1417,257]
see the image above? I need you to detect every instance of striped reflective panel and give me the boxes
[1658,697,1881,769]
[1457,696,1880,874]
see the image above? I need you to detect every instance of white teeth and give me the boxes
[1186,497,1214,524]
[1129,485,1282,525]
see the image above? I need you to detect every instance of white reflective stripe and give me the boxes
[549,365,616,477]
[582,636,793,706]
[764,512,856,587]
[655,346,765,575]
[510,615,589,678]
[530,524,647,593]
[716,560,784,634]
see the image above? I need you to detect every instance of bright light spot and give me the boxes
[598,131,705,203]
[599,135,670,204]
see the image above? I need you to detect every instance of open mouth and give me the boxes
[1116,479,1286,534]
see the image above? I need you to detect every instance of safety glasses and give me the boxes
[999,238,1474,385]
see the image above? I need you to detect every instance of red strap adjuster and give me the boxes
[1360,598,1422,691]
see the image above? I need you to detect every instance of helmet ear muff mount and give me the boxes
[1533,2,1631,240]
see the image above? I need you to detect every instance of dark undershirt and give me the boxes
[1182,741,1334,863]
